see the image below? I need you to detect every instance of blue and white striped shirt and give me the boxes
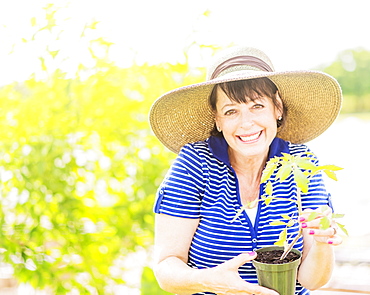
[154,136,332,295]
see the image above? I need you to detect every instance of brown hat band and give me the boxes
[210,55,273,79]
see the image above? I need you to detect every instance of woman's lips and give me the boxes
[238,131,262,143]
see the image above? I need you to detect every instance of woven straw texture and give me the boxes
[149,48,342,154]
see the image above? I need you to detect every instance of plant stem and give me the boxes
[280,190,302,260]
[297,190,302,216]
[280,228,302,260]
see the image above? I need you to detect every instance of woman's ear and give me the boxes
[214,117,221,132]
[275,92,284,118]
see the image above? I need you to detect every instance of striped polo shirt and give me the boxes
[154,136,332,295]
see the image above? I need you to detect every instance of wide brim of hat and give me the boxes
[149,70,342,153]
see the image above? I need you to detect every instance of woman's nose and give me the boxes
[239,110,254,129]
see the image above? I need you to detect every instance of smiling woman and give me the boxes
[150,46,343,295]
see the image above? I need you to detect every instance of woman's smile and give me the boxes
[237,131,262,143]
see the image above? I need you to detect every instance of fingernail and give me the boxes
[247,251,256,256]
[328,240,333,245]
[301,223,307,228]
[309,230,315,235]
[299,217,306,222]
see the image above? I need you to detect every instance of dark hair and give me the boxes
[208,78,287,137]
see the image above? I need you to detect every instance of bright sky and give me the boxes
[0,0,369,85]
[0,0,369,251]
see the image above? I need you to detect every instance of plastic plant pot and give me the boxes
[252,246,302,295]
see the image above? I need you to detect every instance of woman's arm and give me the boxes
[154,213,200,294]
[154,213,279,295]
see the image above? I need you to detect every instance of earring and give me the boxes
[277,116,283,128]
[217,126,222,132]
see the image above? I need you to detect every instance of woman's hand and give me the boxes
[297,206,341,289]
[203,252,279,295]
[299,206,342,246]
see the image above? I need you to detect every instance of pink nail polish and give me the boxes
[328,240,333,245]
[309,230,315,235]
[247,251,256,256]
[301,223,307,228]
[299,217,306,222]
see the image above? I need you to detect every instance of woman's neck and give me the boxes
[229,150,268,207]
[228,148,268,182]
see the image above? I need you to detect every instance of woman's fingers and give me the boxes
[213,253,280,295]
[300,206,332,222]
[327,234,343,245]
[305,225,343,245]
[299,205,335,230]
[299,206,342,245]
[222,252,257,271]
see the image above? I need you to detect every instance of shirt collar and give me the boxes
[208,136,290,168]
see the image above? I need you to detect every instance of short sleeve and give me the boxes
[301,171,333,210]
[153,144,205,218]
[292,144,333,211]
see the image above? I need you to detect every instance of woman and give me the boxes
[149,46,343,295]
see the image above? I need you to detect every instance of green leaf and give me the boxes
[319,216,331,230]
[270,221,287,226]
[287,219,295,227]
[274,240,285,246]
[274,228,287,246]
[261,158,278,183]
[281,214,291,220]
[276,162,292,181]
[293,167,309,193]
[319,205,331,213]
[323,169,338,181]
[295,157,317,171]
[264,196,272,206]
[332,213,345,219]
[265,181,273,196]
[307,212,319,221]
[318,164,343,171]
[281,152,292,160]
[337,222,349,236]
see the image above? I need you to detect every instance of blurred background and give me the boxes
[0,0,369,294]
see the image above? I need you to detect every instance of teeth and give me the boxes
[239,132,260,142]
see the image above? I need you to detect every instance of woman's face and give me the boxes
[215,87,282,160]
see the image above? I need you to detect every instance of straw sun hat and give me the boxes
[149,46,342,153]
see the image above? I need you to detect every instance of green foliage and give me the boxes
[261,153,343,196]
[322,48,370,113]
[0,2,210,293]
[259,153,346,258]
[0,54,205,294]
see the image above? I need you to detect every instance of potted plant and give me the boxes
[234,152,347,295]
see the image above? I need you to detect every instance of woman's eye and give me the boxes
[224,109,236,116]
[253,104,264,109]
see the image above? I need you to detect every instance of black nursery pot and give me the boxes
[252,246,302,295]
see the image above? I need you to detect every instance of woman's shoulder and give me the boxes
[178,139,227,169]
[288,142,313,155]
[179,140,211,158]
[287,142,320,165]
